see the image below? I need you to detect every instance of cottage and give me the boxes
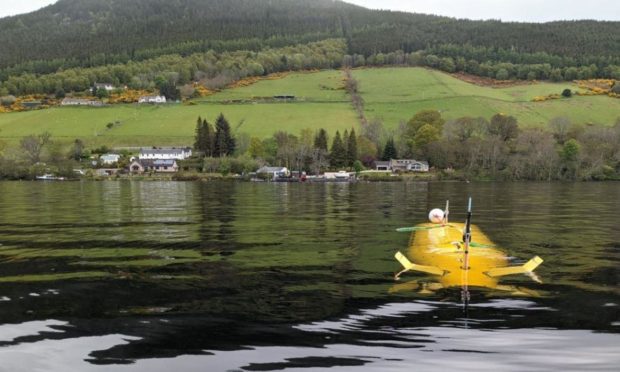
[389,159,430,172]
[100,154,121,165]
[256,166,289,180]
[139,147,192,160]
[94,83,115,91]
[61,98,103,107]
[129,159,179,174]
[138,95,167,104]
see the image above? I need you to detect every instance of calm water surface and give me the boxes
[0,181,618,371]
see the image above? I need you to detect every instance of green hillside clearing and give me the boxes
[0,67,617,147]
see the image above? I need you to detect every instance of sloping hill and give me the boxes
[0,0,617,73]
[0,68,617,147]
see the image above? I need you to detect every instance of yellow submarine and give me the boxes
[392,199,543,295]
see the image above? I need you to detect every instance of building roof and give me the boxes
[139,147,191,155]
[134,159,177,167]
[375,161,390,166]
[257,166,287,173]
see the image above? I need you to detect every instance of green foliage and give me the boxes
[248,137,265,159]
[214,113,235,157]
[194,117,214,156]
[314,129,329,152]
[407,110,445,134]
[561,139,581,162]
[413,124,441,150]
[382,138,398,161]
[329,131,346,168]
[353,160,364,175]
[562,88,572,98]
[346,128,357,167]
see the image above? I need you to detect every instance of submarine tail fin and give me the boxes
[486,256,544,278]
[394,251,445,280]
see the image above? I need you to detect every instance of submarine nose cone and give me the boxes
[428,208,444,224]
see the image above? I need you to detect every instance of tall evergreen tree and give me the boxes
[214,113,235,157]
[346,128,357,166]
[330,131,346,168]
[194,116,204,152]
[314,128,328,152]
[202,118,214,157]
[382,138,398,161]
[194,116,214,156]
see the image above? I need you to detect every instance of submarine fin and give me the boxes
[394,251,445,280]
[485,256,544,278]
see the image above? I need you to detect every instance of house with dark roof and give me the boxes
[375,159,430,172]
[129,159,179,174]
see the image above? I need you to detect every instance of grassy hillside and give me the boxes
[0,68,618,147]
[355,68,620,129]
[0,71,357,147]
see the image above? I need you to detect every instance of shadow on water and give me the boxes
[0,181,618,371]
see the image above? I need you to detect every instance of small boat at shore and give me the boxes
[392,199,543,296]
[35,174,65,181]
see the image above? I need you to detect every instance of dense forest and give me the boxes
[0,0,618,89]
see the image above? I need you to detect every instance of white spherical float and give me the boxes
[428,208,445,224]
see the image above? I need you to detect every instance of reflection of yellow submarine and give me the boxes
[392,200,543,295]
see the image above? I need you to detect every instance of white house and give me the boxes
[256,166,289,180]
[95,83,115,91]
[138,95,167,104]
[139,147,192,160]
[100,154,121,165]
[375,159,430,172]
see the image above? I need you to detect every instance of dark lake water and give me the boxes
[0,181,618,371]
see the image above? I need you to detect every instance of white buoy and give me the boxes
[428,208,445,224]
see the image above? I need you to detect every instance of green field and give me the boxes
[354,67,620,129]
[0,67,618,147]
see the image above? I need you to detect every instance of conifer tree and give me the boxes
[214,113,235,157]
[314,128,328,152]
[382,138,398,161]
[329,131,346,168]
[346,128,358,166]
[202,118,214,157]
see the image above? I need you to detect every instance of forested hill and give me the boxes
[0,0,618,73]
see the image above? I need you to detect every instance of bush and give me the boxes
[562,88,572,98]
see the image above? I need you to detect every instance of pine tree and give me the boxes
[382,138,398,161]
[214,113,235,157]
[330,131,346,169]
[202,119,214,157]
[314,128,328,151]
[346,128,357,166]
[194,116,204,153]
[194,116,214,156]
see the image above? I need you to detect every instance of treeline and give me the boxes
[376,111,620,181]
[0,34,332,82]
[0,0,617,77]
[343,47,620,81]
[0,39,346,96]
[192,111,620,181]
[5,37,618,97]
